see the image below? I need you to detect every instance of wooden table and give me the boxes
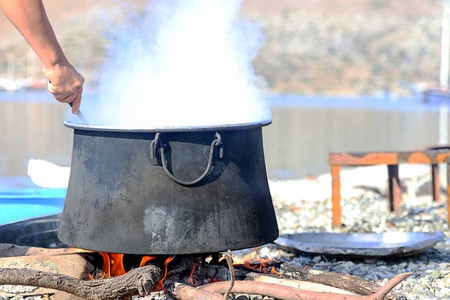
[329,149,450,228]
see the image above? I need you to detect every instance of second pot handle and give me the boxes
[150,132,223,186]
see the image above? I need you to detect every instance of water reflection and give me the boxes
[0,92,448,189]
[263,95,448,179]
[0,92,72,188]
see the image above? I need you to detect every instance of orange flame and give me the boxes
[150,256,174,291]
[110,253,126,277]
[93,252,127,278]
[88,252,174,293]
[140,256,157,267]
[188,261,197,287]
[91,252,172,282]
[270,266,282,276]
[233,247,282,276]
[161,257,173,282]
[233,247,259,267]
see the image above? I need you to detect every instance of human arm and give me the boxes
[0,0,84,113]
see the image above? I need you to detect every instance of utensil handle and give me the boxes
[68,102,89,124]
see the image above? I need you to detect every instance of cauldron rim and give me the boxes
[63,119,271,132]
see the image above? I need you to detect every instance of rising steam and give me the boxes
[84,0,270,128]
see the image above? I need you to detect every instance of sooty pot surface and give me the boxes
[59,121,279,255]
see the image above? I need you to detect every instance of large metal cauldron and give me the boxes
[58,120,279,255]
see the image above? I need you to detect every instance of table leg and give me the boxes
[388,164,401,214]
[431,164,441,202]
[447,163,450,225]
[331,165,342,228]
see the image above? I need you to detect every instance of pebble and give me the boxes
[397,262,408,269]
[408,262,419,271]
[430,270,441,280]
[235,295,252,300]
[0,285,37,294]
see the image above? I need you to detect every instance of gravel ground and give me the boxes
[264,164,450,300]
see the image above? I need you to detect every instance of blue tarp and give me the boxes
[0,188,66,225]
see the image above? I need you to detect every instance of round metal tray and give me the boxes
[275,232,446,257]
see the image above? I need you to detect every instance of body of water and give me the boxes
[0,91,449,189]
[264,94,450,179]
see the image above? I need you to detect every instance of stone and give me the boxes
[397,262,407,269]
[351,269,366,276]
[376,260,386,266]
[343,261,354,268]
[375,271,389,280]
[412,287,425,295]
[0,285,37,294]
[408,262,420,271]
[406,278,419,285]
[422,289,436,298]
[430,270,441,280]
[312,256,321,263]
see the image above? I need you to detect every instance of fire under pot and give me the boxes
[58,120,279,255]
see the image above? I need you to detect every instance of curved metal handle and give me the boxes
[150,132,223,186]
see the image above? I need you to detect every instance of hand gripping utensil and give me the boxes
[69,102,88,124]
[47,80,88,124]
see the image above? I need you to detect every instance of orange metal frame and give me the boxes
[329,150,450,228]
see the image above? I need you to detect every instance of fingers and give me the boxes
[44,63,85,114]
[48,83,82,114]
[52,91,74,103]
[71,86,83,114]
